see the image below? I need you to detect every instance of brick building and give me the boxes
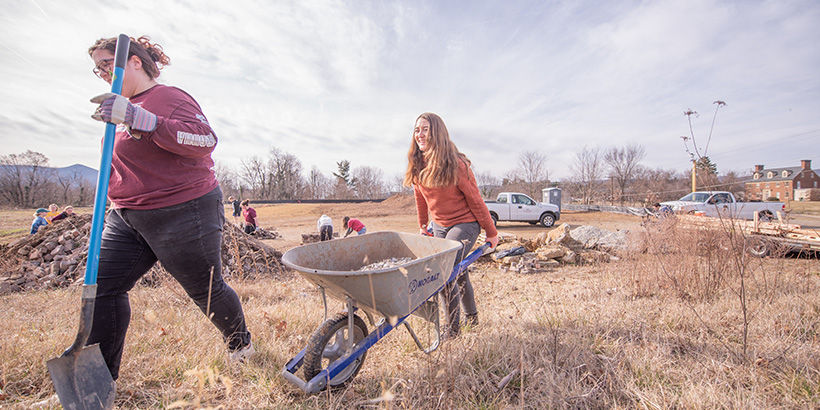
[745,160,819,201]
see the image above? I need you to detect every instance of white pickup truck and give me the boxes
[660,191,785,221]
[484,192,561,227]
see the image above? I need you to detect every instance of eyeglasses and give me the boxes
[92,58,114,78]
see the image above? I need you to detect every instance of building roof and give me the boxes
[747,166,808,183]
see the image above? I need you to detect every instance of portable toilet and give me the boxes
[542,187,562,211]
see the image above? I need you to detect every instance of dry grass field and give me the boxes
[1,198,819,409]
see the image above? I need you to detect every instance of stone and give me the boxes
[542,259,561,268]
[569,225,629,253]
[561,250,578,264]
[536,246,565,260]
[547,223,571,243]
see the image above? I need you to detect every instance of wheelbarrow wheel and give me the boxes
[303,312,368,389]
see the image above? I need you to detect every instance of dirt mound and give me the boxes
[378,193,416,212]
[0,215,289,295]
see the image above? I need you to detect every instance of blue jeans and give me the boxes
[430,220,480,336]
[86,186,250,380]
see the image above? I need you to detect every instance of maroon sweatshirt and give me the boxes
[106,85,219,209]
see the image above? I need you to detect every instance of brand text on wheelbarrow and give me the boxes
[409,272,440,294]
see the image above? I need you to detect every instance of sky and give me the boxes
[1,0,819,186]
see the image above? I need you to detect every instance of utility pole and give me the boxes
[691,160,697,193]
[681,101,726,194]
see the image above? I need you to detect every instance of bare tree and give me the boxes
[330,178,354,199]
[213,161,240,199]
[75,178,94,206]
[55,168,84,205]
[720,170,747,198]
[506,151,549,199]
[353,166,386,199]
[0,150,56,207]
[388,172,413,196]
[268,148,304,200]
[306,166,331,199]
[474,169,499,199]
[239,155,272,199]
[604,143,646,205]
[632,166,688,205]
[569,145,605,204]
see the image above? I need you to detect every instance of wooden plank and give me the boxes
[674,214,820,244]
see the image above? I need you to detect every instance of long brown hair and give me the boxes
[403,112,470,188]
[88,35,170,80]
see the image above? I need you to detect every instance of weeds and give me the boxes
[2,211,820,408]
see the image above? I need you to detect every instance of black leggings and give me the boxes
[87,187,250,380]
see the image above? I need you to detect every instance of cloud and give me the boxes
[1,0,819,183]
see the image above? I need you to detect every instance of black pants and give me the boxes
[319,225,333,241]
[87,186,251,380]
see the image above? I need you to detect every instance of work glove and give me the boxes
[91,93,158,135]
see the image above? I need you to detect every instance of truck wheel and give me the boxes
[491,214,498,226]
[758,211,775,222]
[747,236,770,258]
[303,313,368,389]
[540,213,555,227]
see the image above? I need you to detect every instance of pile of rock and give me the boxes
[250,227,280,240]
[490,223,626,274]
[300,232,340,244]
[220,223,288,280]
[0,215,288,295]
[0,215,92,294]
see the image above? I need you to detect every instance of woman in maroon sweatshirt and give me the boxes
[87,35,252,380]
[403,112,499,337]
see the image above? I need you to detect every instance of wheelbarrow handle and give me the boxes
[447,243,491,284]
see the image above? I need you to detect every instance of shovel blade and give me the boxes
[47,344,116,410]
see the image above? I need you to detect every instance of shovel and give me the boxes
[47,33,130,410]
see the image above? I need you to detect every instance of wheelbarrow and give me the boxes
[280,231,490,393]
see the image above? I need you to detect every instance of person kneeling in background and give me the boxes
[31,208,49,234]
[317,214,333,241]
[50,205,75,223]
[241,199,259,234]
[342,216,366,237]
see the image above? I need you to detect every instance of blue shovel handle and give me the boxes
[84,33,130,286]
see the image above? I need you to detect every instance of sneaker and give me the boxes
[228,341,255,364]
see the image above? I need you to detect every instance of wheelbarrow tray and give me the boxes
[282,231,462,319]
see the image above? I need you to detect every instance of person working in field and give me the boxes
[317,214,334,241]
[229,195,242,225]
[44,203,60,224]
[403,112,499,337]
[31,208,49,234]
[240,199,259,234]
[342,216,366,237]
[50,205,75,222]
[85,34,253,381]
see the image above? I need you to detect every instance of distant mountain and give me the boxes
[56,164,98,183]
[0,164,98,184]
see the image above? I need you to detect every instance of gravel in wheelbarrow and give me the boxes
[281,231,463,320]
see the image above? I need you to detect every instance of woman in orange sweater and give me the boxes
[403,112,499,337]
